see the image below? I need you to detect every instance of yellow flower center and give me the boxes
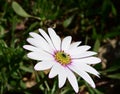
[54,51,71,66]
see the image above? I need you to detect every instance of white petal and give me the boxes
[27,38,53,53]
[39,28,55,50]
[58,67,67,88]
[48,28,61,50]
[27,52,53,61]
[49,63,60,78]
[29,32,54,53]
[29,32,42,39]
[27,38,38,47]
[73,63,100,77]
[34,61,54,70]
[73,57,101,64]
[69,45,91,55]
[69,65,95,88]
[71,51,97,59]
[69,41,81,50]
[49,63,67,88]
[61,36,72,52]
[23,45,40,52]
[66,68,79,93]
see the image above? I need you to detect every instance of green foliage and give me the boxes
[12,1,41,20]
[93,39,101,52]
[0,0,120,94]
[12,1,32,18]
[63,15,74,28]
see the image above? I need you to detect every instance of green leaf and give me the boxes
[0,25,5,35]
[93,39,100,52]
[101,64,120,73]
[20,66,34,73]
[0,40,8,49]
[63,15,74,27]
[12,1,32,17]
[104,31,120,38]
[20,80,26,89]
[111,4,117,16]
[93,88,104,94]
[107,73,120,79]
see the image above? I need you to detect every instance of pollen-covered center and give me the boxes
[54,51,71,65]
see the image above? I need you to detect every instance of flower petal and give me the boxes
[23,45,40,52]
[49,63,60,78]
[69,65,95,88]
[66,68,79,93]
[29,32,42,39]
[27,38,53,53]
[49,63,67,88]
[27,52,53,61]
[71,51,97,59]
[69,41,81,50]
[48,28,61,50]
[61,36,72,52]
[39,28,55,50]
[34,61,54,70]
[73,57,101,64]
[73,63,100,77]
[29,32,54,53]
[58,67,67,88]
[69,45,91,55]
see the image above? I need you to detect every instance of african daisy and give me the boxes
[23,28,101,93]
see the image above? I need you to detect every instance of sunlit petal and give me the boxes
[71,51,97,59]
[58,66,67,88]
[39,28,55,50]
[29,32,42,39]
[23,45,40,52]
[66,68,79,93]
[72,63,100,77]
[49,63,60,78]
[69,45,91,55]
[29,32,54,53]
[61,36,72,52]
[48,28,61,50]
[69,65,95,88]
[69,41,81,50]
[73,57,101,64]
[34,61,54,70]
[27,38,53,53]
[27,52,53,61]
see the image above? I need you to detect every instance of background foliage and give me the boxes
[0,0,120,94]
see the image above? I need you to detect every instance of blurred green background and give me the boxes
[0,0,120,94]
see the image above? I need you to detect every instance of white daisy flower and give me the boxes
[23,28,101,93]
